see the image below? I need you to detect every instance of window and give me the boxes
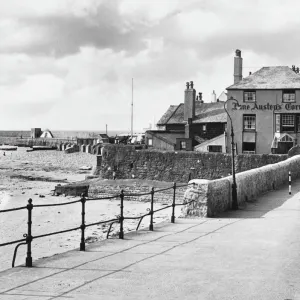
[297,116,300,132]
[180,141,186,149]
[243,142,256,153]
[244,91,256,102]
[281,114,295,132]
[243,115,256,131]
[283,90,296,103]
[202,124,207,132]
[208,145,222,153]
[148,138,153,146]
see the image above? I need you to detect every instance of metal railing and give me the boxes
[0,182,195,268]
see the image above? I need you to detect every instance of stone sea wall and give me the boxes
[95,144,287,183]
[182,154,300,217]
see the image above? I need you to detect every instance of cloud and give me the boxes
[0,0,151,57]
[1,0,300,131]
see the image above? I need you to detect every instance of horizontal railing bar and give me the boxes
[33,227,80,239]
[85,218,119,228]
[34,199,81,207]
[124,192,152,197]
[0,238,27,247]
[0,206,27,213]
[153,205,173,213]
[86,195,120,201]
[124,213,150,220]
[153,187,174,193]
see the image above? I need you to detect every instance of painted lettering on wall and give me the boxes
[232,103,300,111]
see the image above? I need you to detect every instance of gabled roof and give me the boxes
[227,66,300,90]
[157,102,227,125]
[157,105,179,125]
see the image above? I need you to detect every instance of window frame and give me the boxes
[243,114,256,131]
[148,138,153,146]
[281,114,295,132]
[180,141,186,149]
[243,90,256,102]
[282,90,296,103]
[242,142,256,154]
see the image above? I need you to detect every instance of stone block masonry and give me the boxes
[88,179,187,204]
[94,145,287,183]
[182,154,300,217]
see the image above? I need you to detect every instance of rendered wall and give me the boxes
[182,154,300,217]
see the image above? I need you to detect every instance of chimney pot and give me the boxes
[189,81,194,89]
[249,71,252,75]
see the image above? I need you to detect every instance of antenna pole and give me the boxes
[131,78,133,138]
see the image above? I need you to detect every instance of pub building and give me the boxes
[226,50,300,154]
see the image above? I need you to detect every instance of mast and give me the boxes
[131,78,133,138]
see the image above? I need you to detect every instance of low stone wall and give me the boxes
[182,154,300,217]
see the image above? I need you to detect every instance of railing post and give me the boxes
[149,187,154,231]
[171,182,176,223]
[119,190,124,239]
[80,194,86,251]
[25,198,33,267]
[289,171,292,195]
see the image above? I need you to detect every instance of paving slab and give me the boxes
[0,180,300,299]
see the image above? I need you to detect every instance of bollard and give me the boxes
[171,182,176,223]
[149,187,154,231]
[289,171,292,195]
[119,190,124,239]
[80,194,86,251]
[26,199,33,267]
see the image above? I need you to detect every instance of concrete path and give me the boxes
[0,180,300,300]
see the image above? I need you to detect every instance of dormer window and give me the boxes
[244,91,256,102]
[283,90,296,103]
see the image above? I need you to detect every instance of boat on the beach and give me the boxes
[27,146,56,151]
[0,145,17,151]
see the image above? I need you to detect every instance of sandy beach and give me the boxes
[0,148,181,272]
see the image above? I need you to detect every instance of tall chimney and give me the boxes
[211,90,216,103]
[184,81,196,121]
[234,49,243,84]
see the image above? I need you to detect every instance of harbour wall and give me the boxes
[94,144,287,183]
[182,154,300,217]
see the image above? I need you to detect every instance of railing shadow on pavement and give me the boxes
[0,182,195,269]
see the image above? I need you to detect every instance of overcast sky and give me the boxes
[1,0,299,132]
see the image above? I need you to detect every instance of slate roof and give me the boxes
[157,102,227,125]
[227,66,300,90]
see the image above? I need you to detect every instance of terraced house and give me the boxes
[146,82,227,152]
[227,50,300,154]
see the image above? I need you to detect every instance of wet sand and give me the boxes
[0,148,181,271]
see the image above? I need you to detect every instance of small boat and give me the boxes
[0,145,17,151]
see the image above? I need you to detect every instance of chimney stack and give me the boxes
[234,49,243,84]
[184,81,196,121]
[211,90,217,103]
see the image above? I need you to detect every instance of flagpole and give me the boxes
[131,78,133,138]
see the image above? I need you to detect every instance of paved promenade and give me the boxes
[0,180,300,300]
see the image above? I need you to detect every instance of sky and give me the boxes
[1,0,300,132]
